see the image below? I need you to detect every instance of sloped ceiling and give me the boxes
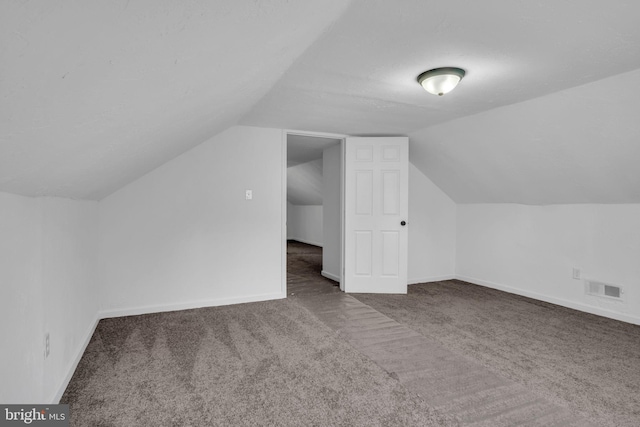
[3,0,640,203]
[0,0,351,199]
[242,0,640,135]
[409,68,640,204]
[287,135,340,167]
[287,159,323,206]
[287,135,339,205]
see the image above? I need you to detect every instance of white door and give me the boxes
[344,137,408,294]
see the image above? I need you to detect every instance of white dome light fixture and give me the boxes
[417,67,466,96]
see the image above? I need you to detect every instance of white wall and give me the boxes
[41,197,99,403]
[99,126,285,317]
[287,201,294,240]
[322,144,341,281]
[0,192,44,403]
[0,192,98,404]
[408,163,457,283]
[287,204,323,246]
[456,204,640,324]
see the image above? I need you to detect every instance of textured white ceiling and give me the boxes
[409,68,640,204]
[0,0,351,199]
[242,0,640,136]
[3,0,640,203]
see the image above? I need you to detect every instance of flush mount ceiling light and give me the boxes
[417,67,466,96]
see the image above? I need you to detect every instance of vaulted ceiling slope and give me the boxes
[242,0,640,204]
[409,68,640,204]
[0,0,351,200]
[3,1,640,203]
[242,0,640,135]
[287,159,323,206]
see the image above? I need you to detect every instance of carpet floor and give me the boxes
[61,241,453,426]
[353,280,640,427]
[62,241,640,426]
[62,298,457,426]
[287,241,640,426]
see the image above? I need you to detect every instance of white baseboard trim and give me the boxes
[288,237,322,248]
[98,292,287,319]
[51,315,100,403]
[51,291,286,403]
[408,275,455,285]
[321,270,340,283]
[457,275,640,326]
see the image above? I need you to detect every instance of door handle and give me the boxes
[400,221,407,226]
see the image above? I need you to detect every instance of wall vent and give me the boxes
[584,280,623,300]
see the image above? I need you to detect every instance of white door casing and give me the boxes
[344,137,408,294]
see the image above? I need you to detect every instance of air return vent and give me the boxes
[585,280,623,300]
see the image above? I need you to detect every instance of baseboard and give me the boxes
[456,275,640,326]
[319,273,456,286]
[321,270,340,283]
[99,292,287,319]
[51,291,286,402]
[51,315,100,403]
[408,274,455,285]
[288,237,322,248]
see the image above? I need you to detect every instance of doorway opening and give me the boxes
[285,132,343,295]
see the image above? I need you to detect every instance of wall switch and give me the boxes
[245,189,253,200]
[572,268,581,280]
[45,333,50,358]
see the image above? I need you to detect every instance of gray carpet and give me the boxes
[352,280,640,427]
[295,292,594,426]
[62,241,640,425]
[61,298,455,426]
[287,241,640,426]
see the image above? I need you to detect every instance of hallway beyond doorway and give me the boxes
[286,240,338,297]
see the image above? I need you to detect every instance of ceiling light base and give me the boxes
[417,67,466,96]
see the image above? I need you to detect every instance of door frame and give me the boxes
[282,129,348,295]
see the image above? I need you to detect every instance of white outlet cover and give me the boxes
[572,268,581,280]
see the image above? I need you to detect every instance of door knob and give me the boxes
[400,221,406,226]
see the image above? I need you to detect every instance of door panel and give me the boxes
[355,231,373,276]
[344,137,408,294]
[382,171,400,214]
[355,171,373,215]
[381,231,400,277]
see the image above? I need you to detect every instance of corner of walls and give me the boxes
[50,316,100,403]
[0,192,45,403]
[404,155,640,326]
[407,162,457,284]
[40,197,100,403]
[0,192,101,404]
